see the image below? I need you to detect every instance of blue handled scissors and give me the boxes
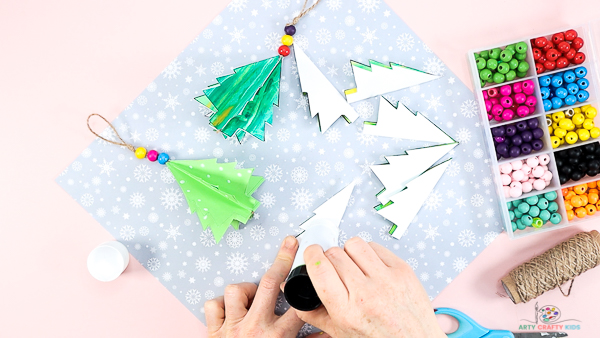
[434,308,568,338]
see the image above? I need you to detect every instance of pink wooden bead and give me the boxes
[510,181,522,189]
[525,96,537,107]
[512,170,525,182]
[501,96,513,108]
[500,163,513,174]
[545,180,551,187]
[510,160,523,170]
[522,181,533,193]
[522,80,535,95]
[542,171,553,181]
[528,106,536,114]
[500,85,512,96]
[492,104,503,116]
[501,174,512,186]
[494,115,503,121]
[502,109,514,121]
[488,114,493,121]
[542,165,548,171]
[538,154,550,165]
[513,82,523,93]
[526,157,539,168]
[503,186,511,198]
[147,150,159,162]
[517,106,530,117]
[533,179,546,191]
[521,164,532,175]
[482,91,489,100]
[490,98,499,105]
[514,93,527,104]
[485,100,493,112]
[510,187,523,198]
[532,166,545,178]
[488,87,499,97]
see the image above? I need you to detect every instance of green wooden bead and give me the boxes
[507,202,513,209]
[517,202,530,213]
[514,209,523,219]
[548,202,559,212]
[480,50,489,60]
[528,205,540,217]
[512,200,521,208]
[517,61,530,73]
[539,209,551,221]
[497,62,510,74]
[515,52,527,61]
[526,196,539,205]
[505,70,517,82]
[516,219,526,230]
[480,79,485,87]
[550,213,562,224]
[516,71,527,78]
[537,197,549,210]
[474,53,480,59]
[479,69,493,81]
[508,58,519,70]
[500,49,513,62]
[544,191,558,201]
[521,215,533,226]
[486,59,498,70]
[515,42,528,53]
[511,221,517,232]
[505,44,516,52]
[489,48,502,60]
[532,217,544,228]
[493,72,505,84]
[509,210,515,220]
[476,57,487,70]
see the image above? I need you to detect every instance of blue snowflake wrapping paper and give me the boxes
[56,0,503,330]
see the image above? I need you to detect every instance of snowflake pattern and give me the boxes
[57,0,501,325]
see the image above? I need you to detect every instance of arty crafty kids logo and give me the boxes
[519,302,581,331]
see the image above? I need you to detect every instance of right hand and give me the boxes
[294,237,446,338]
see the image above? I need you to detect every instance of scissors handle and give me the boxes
[434,308,514,338]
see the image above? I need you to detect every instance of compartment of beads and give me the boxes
[562,180,600,221]
[468,24,600,239]
[473,41,535,88]
[506,191,565,235]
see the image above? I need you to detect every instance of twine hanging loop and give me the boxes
[87,114,136,153]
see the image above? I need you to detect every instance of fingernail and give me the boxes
[284,236,296,249]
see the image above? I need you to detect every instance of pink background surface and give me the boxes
[1,0,600,336]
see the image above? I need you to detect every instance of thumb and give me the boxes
[295,306,334,336]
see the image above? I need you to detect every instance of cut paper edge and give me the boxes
[375,159,451,240]
[345,59,440,104]
[372,142,457,204]
[294,46,358,133]
[363,96,456,145]
[300,182,356,232]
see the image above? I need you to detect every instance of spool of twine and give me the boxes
[501,230,600,304]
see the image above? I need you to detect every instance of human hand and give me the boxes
[295,237,446,338]
[204,236,306,338]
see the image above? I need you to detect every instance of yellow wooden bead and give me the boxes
[135,147,147,159]
[565,131,578,144]
[550,136,561,148]
[552,111,565,122]
[559,137,565,145]
[552,121,559,129]
[548,126,553,135]
[577,129,590,141]
[583,118,595,130]
[281,35,294,46]
[558,118,572,130]
[572,113,585,125]
[573,107,582,114]
[582,105,592,112]
[590,127,600,138]
[554,127,567,138]
[585,107,597,119]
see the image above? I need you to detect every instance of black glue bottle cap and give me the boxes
[283,265,321,311]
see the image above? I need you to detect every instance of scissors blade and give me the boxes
[513,333,568,338]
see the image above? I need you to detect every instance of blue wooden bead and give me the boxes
[555,87,568,99]
[543,99,552,111]
[157,152,170,164]
[551,75,563,87]
[577,90,589,102]
[577,78,589,89]
[563,71,576,83]
[526,196,539,205]
[539,75,551,87]
[575,66,587,78]
[551,97,564,110]
[511,222,517,232]
[564,95,577,106]
[540,87,550,99]
[550,213,562,224]
[566,83,579,95]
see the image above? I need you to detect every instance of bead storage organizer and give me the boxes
[468,25,600,239]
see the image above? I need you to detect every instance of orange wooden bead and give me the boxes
[562,188,570,196]
[571,196,584,207]
[564,200,573,211]
[586,204,597,216]
[589,181,598,189]
[574,184,588,194]
[589,189,599,195]
[589,192,599,204]
[567,209,575,221]
[580,195,589,206]
[575,207,587,218]
[565,191,577,200]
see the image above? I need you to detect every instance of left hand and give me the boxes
[205,236,312,338]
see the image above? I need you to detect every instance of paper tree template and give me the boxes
[167,159,264,243]
[294,46,358,132]
[364,96,455,144]
[372,143,457,204]
[300,182,356,233]
[375,159,451,239]
[344,59,439,104]
[195,55,282,143]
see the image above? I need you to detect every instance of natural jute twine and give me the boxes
[501,230,600,304]
[287,0,321,26]
[87,114,136,153]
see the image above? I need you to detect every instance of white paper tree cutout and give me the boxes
[372,143,457,204]
[345,60,440,104]
[376,159,451,239]
[294,46,358,132]
[300,182,355,232]
[364,96,455,144]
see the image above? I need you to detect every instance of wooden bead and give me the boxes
[134,147,147,159]
[278,45,290,57]
[281,35,293,46]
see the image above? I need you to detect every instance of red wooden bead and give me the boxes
[556,57,569,69]
[552,32,565,44]
[564,29,578,41]
[572,37,584,50]
[557,41,571,54]
[535,62,545,74]
[542,41,554,52]
[544,60,556,71]
[573,52,586,64]
[533,48,542,60]
[546,49,560,61]
[538,54,547,63]
[278,45,291,56]
[534,37,548,48]
[565,48,577,60]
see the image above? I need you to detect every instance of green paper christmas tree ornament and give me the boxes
[195,55,282,143]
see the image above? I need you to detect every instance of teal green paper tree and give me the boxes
[195,55,282,143]
[167,159,264,243]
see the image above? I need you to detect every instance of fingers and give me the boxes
[224,282,257,323]
[251,236,298,314]
[295,305,334,335]
[304,244,348,308]
[344,237,387,276]
[368,241,403,268]
[323,246,366,288]
[275,307,306,333]
[205,296,225,334]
